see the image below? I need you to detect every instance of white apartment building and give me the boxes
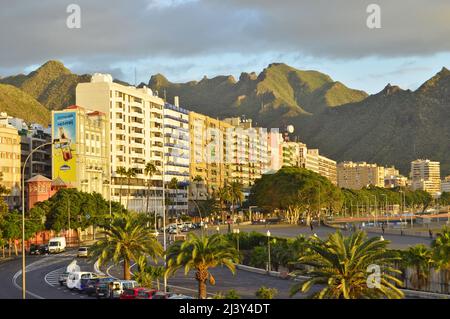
[76,74,165,212]
[164,100,190,216]
[410,159,441,196]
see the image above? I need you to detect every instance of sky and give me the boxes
[1,0,450,94]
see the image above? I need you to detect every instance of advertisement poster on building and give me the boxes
[52,112,77,184]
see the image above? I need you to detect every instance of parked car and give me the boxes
[29,244,49,255]
[79,273,99,293]
[181,225,190,232]
[39,244,49,255]
[83,277,115,296]
[169,228,178,234]
[95,278,117,299]
[58,271,70,286]
[66,272,96,291]
[107,280,139,299]
[48,237,66,254]
[120,287,148,299]
[77,247,88,258]
[135,288,158,299]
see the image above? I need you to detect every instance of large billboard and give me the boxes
[52,112,77,184]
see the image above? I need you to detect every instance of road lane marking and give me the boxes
[44,267,65,287]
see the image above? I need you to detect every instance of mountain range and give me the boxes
[0,61,448,176]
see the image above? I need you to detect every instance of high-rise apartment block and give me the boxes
[441,176,450,193]
[76,74,165,212]
[337,161,385,189]
[410,159,441,196]
[164,101,190,215]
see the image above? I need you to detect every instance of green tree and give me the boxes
[439,192,450,206]
[124,168,138,211]
[402,244,432,290]
[227,182,244,218]
[217,186,231,223]
[431,227,450,291]
[249,167,339,224]
[89,212,163,280]
[166,233,239,299]
[291,231,404,299]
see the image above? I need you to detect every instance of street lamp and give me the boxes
[266,230,271,273]
[233,228,240,252]
[21,140,56,299]
[381,194,388,227]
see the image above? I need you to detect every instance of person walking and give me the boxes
[310,222,314,232]
[429,229,433,239]
[381,224,385,234]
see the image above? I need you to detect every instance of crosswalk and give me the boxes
[44,267,65,287]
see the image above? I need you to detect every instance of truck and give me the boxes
[48,237,66,253]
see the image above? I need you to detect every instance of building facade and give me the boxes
[52,105,110,199]
[76,74,165,212]
[410,159,441,196]
[337,161,385,189]
[0,113,21,209]
[441,176,450,193]
[164,101,190,216]
[318,154,337,185]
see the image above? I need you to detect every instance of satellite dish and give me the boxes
[286,125,295,134]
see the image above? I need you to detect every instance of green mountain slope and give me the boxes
[0,84,50,125]
[148,63,368,124]
[0,60,91,110]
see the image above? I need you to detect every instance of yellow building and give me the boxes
[0,113,21,208]
[189,112,232,196]
[52,106,110,199]
[337,161,385,189]
[282,141,307,167]
[318,154,337,185]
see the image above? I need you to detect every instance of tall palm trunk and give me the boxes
[196,266,208,299]
[123,259,131,280]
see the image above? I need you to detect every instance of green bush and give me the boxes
[256,286,278,299]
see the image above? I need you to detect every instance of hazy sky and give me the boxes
[1,0,450,94]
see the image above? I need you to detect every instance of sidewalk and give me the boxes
[364,227,437,239]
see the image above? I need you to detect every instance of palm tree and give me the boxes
[217,186,231,225]
[134,255,166,290]
[291,231,404,299]
[228,182,244,219]
[166,233,239,299]
[402,244,432,291]
[431,227,450,292]
[124,168,138,211]
[116,166,127,207]
[89,212,163,280]
[144,162,158,215]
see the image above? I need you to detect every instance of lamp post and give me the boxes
[381,194,387,227]
[233,228,240,252]
[371,195,377,227]
[21,141,55,299]
[266,230,271,273]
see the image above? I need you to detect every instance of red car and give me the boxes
[135,289,158,299]
[120,287,148,299]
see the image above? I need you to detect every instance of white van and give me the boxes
[66,272,96,291]
[48,237,66,253]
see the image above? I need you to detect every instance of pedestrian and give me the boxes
[310,223,314,231]
[400,230,403,236]
[381,225,385,234]
[429,229,433,239]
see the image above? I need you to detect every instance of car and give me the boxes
[29,244,40,255]
[95,278,117,299]
[83,277,114,296]
[181,225,190,232]
[39,244,49,255]
[66,272,97,291]
[120,287,148,299]
[169,228,178,234]
[107,280,139,299]
[79,273,100,293]
[135,288,158,299]
[77,247,88,258]
[58,271,70,286]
